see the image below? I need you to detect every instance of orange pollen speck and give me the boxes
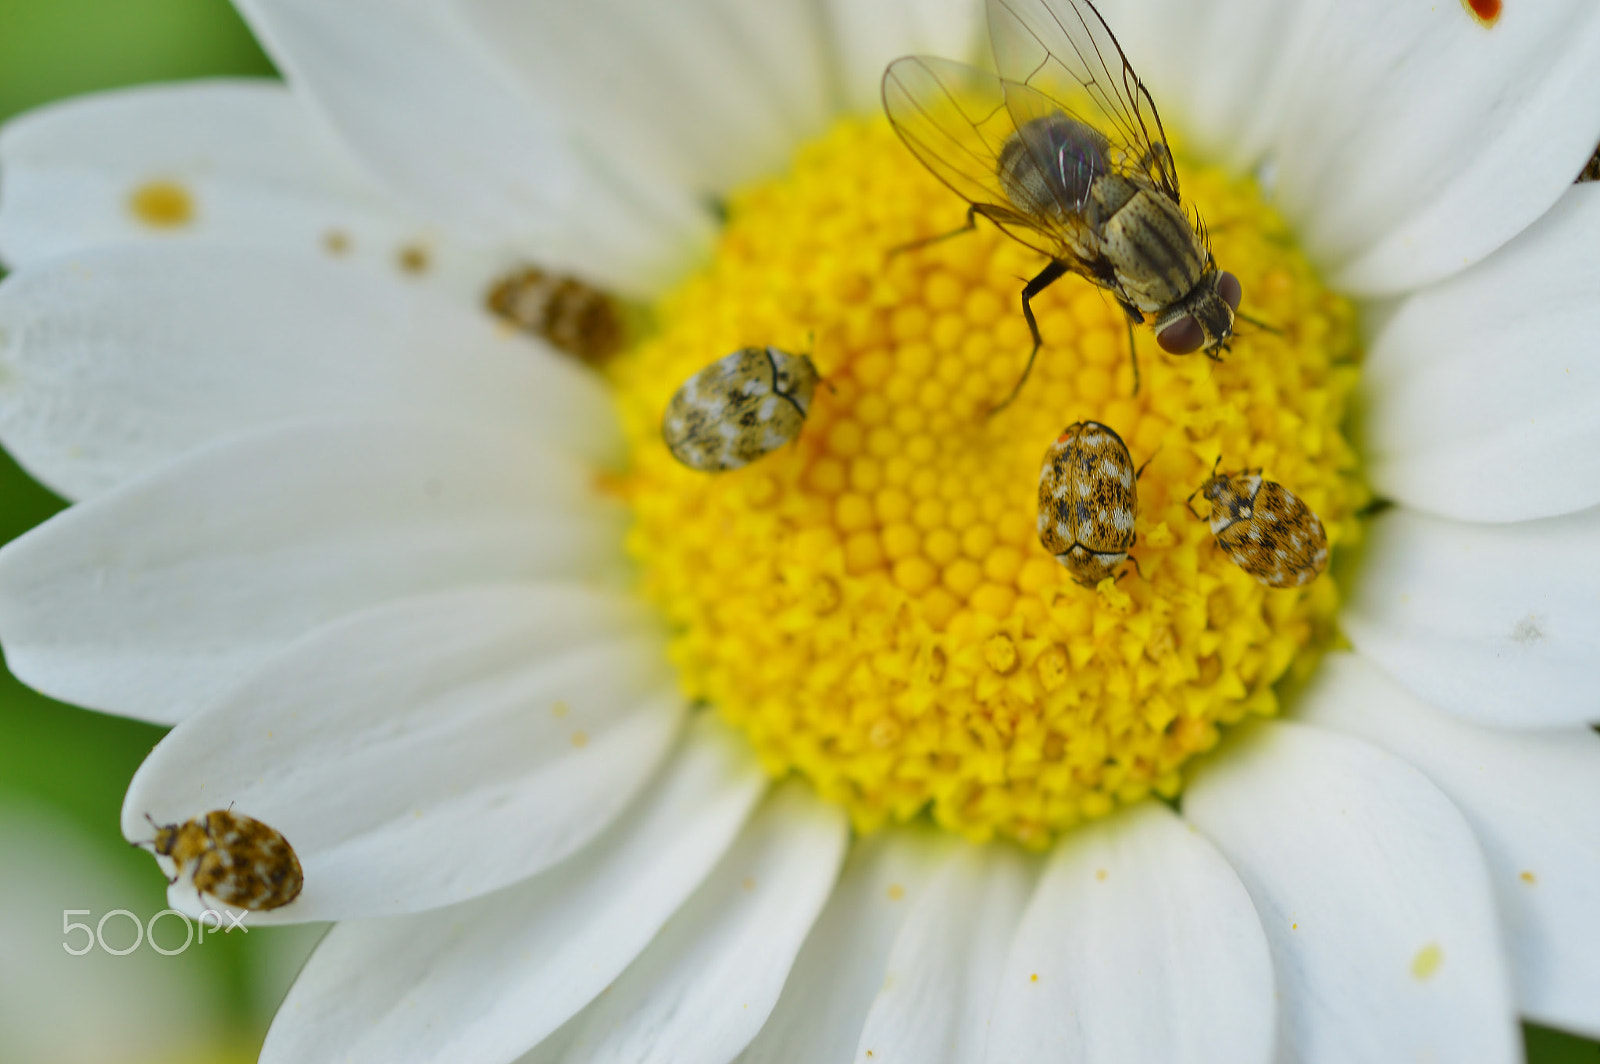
[1462,0,1502,27]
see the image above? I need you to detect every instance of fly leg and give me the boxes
[889,203,981,258]
[989,259,1069,416]
[1124,318,1141,397]
[1112,297,1144,398]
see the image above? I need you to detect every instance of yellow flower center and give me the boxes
[610,117,1365,847]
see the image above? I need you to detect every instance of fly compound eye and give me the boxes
[1219,271,1242,312]
[1157,316,1204,354]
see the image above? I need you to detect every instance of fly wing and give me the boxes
[882,54,1074,260]
[1000,79,1112,215]
[987,0,1180,203]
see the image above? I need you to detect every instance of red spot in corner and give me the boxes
[1462,0,1501,27]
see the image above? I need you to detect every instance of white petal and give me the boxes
[854,844,1032,1064]
[825,0,983,112]
[0,244,620,501]
[0,80,507,301]
[1267,1,1600,295]
[1363,184,1600,523]
[1298,653,1600,1039]
[735,827,952,1064]
[556,781,848,1064]
[1343,505,1600,728]
[124,583,678,921]
[262,715,765,1064]
[513,1019,582,1064]
[1184,721,1520,1064]
[456,0,832,198]
[233,0,711,294]
[1091,0,1331,177]
[0,420,625,725]
[983,802,1275,1064]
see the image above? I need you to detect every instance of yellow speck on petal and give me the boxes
[742,876,757,891]
[611,117,1363,846]
[1029,973,1039,983]
[1411,943,1444,981]
[886,883,905,901]
[128,180,194,229]
[324,229,351,255]
[552,701,570,718]
[570,731,588,748]
[1095,869,1108,882]
[398,244,430,274]
[1520,870,1537,885]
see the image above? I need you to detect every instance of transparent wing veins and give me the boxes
[881,54,1081,261]
[988,0,1180,202]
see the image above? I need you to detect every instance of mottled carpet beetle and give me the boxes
[662,345,819,473]
[1037,420,1140,587]
[1190,461,1328,588]
[137,809,304,912]
[486,265,626,364]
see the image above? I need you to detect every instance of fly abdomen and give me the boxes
[999,114,1112,221]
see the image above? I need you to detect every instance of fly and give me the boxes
[883,0,1247,410]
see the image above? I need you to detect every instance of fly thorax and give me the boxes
[1098,184,1206,311]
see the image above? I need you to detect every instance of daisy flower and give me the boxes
[1,0,1598,1061]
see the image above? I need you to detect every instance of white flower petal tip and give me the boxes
[0,243,622,502]
[825,0,983,112]
[260,714,766,1064]
[1343,504,1600,728]
[553,781,847,1064]
[853,844,1032,1064]
[1081,0,1323,178]
[121,582,681,922]
[1363,184,1600,523]
[456,0,835,200]
[232,0,712,295]
[983,802,1274,1064]
[1298,653,1600,1039]
[0,80,506,302]
[1184,721,1521,1064]
[0,420,626,726]
[1268,2,1600,296]
[734,826,953,1064]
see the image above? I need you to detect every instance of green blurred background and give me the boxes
[0,0,1594,1061]
[0,3,306,1062]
